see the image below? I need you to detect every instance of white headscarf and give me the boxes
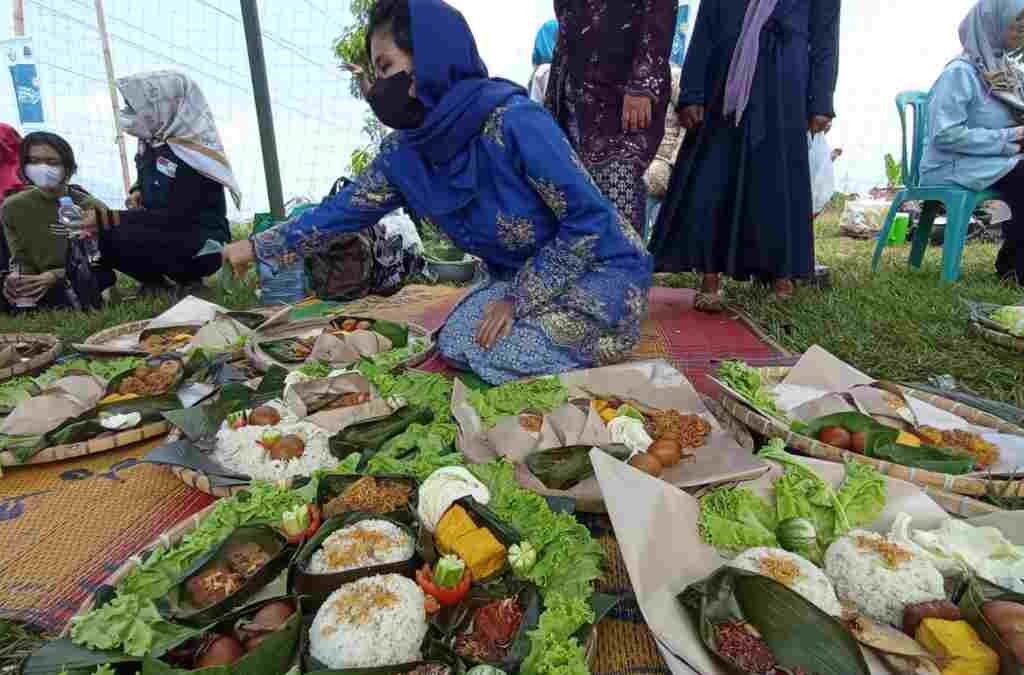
[117,70,242,209]
[960,0,1024,114]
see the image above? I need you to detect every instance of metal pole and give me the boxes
[240,0,284,219]
[94,0,132,196]
[12,0,24,36]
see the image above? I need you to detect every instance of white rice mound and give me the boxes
[824,530,945,627]
[310,574,427,669]
[309,520,414,575]
[728,547,843,617]
[213,400,335,481]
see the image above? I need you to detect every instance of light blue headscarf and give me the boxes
[960,0,1024,112]
[532,20,558,67]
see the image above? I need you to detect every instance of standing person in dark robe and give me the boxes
[546,0,677,232]
[649,0,840,312]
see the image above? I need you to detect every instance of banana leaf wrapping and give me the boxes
[105,354,187,400]
[524,444,632,491]
[142,596,303,675]
[317,474,419,524]
[289,513,424,612]
[260,337,315,364]
[330,406,434,468]
[163,367,288,442]
[159,525,295,627]
[679,566,870,675]
[956,574,1024,675]
[800,411,977,475]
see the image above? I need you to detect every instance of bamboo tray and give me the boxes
[0,333,60,383]
[715,365,1024,501]
[168,464,301,498]
[245,317,435,373]
[0,421,170,467]
[970,321,1024,354]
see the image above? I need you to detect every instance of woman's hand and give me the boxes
[679,105,705,130]
[80,209,99,239]
[222,239,256,278]
[12,272,58,295]
[476,300,515,351]
[341,63,372,98]
[623,95,653,131]
[125,189,142,209]
[809,115,833,135]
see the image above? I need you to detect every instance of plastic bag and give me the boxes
[809,131,836,215]
[378,208,422,251]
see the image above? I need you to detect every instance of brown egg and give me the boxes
[648,439,684,467]
[356,320,373,331]
[851,432,868,454]
[818,426,852,450]
[251,600,295,631]
[341,319,358,331]
[268,435,305,461]
[629,453,664,477]
[249,406,281,427]
[196,635,245,668]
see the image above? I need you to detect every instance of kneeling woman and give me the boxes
[1,132,114,310]
[88,71,241,293]
[223,0,652,385]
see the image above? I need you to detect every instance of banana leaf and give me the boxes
[105,354,187,399]
[225,312,269,331]
[260,337,314,364]
[525,444,631,490]
[680,566,869,675]
[160,525,294,627]
[289,513,423,612]
[0,432,46,462]
[800,411,976,475]
[956,574,1024,675]
[329,406,434,467]
[163,367,287,442]
[143,596,302,675]
[21,639,141,675]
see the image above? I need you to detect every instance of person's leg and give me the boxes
[993,166,1024,283]
[101,225,214,287]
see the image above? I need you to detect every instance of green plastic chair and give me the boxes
[871,90,1000,283]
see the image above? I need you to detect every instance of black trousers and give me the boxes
[100,225,221,285]
[993,164,1024,283]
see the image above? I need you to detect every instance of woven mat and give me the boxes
[0,283,788,675]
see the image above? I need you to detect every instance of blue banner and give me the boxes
[3,38,44,125]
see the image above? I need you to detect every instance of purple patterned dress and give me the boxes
[546,0,677,231]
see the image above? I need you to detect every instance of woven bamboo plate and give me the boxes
[168,465,302,498]
[67,488,602,670]
[0,421,170,467]
[245,316,435,373]
[0,333,60,383]
[970,321,1024,354]
[715,365,1024,500]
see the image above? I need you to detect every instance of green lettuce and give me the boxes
[469,377,569,428]
[698,487,777,553]
[717,361,789,423]
[521,593,594,675]
[69,595,193,657]
[759,439,851,539]
[837,460,887,529]
[0,376,35,409]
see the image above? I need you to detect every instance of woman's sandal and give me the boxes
[694,291,725,314]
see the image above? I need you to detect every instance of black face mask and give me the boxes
[367,71,426,130]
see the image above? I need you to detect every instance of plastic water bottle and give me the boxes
[58,196,101,266]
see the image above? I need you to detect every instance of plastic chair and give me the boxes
[871,90,1001,283]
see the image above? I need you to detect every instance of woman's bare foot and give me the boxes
[695,273,724,313]
[773,278,794,300]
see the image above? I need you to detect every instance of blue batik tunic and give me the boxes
[252,95,653,384]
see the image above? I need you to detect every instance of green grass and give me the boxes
[660,206,1024,407]
[0,620,47,673]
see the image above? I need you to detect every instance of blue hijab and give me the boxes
[532,20,558,67]
[670,3,690,66]
[389,0,526,216]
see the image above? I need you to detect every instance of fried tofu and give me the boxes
[451,527,507,581]
[435,505,478,554]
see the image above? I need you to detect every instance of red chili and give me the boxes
[416,563,471,607]
[285,505,322,545]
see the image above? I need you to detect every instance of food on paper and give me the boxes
[915,618,999,675]
[717,360,790,423]
[981,601,1024,665]
[249,405,282,426]
[308,520,414,575]
[728,547,842,616]
[141,330,196,356]
[417,467,490,533]
[628,452,663,477]
[117,360,182,397]
[213,401,335,481]
[824,530,945,627]
[468,377,569,429]
[647,438,685,467]
[308,574,428,669]
[323,476,413,519]
[915,426,1001,469]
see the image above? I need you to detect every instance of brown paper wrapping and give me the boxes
[590,449,965,675]
[308,330,393,368]
[1,374,107,435]
[453,361,769,512]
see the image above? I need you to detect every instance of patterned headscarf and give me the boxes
[0,124,23,200]
[117,70,242,208]
[960,0,1024,114]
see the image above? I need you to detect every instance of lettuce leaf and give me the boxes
[520,593,594,675]
[758,439,851,538]
[837,460,886,529]
[698,487,777,553]
[468,377,569,428]
[69,595,193,658]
